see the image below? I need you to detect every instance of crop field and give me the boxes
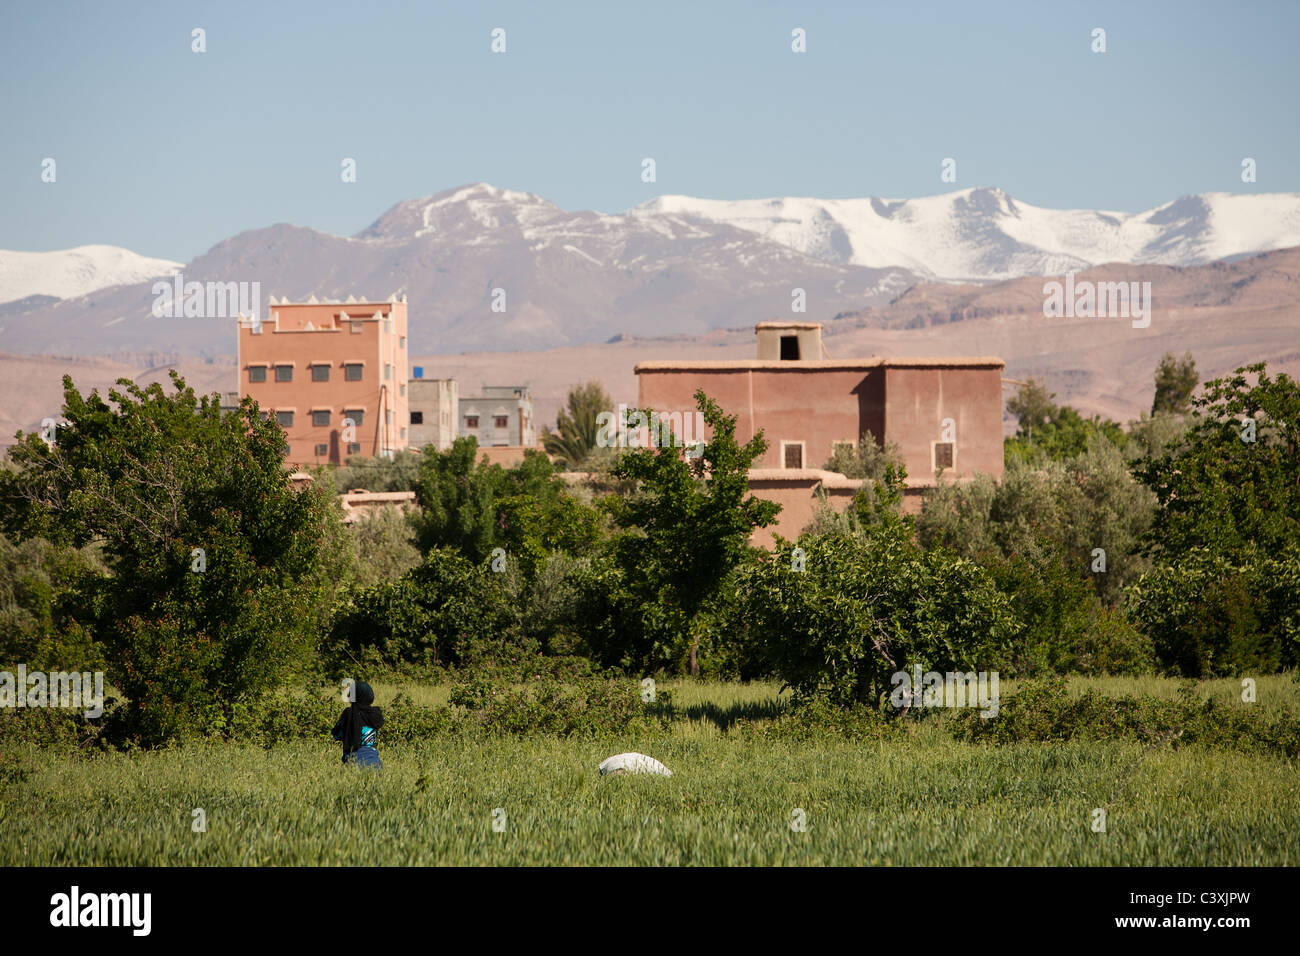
[4,676,1297,866]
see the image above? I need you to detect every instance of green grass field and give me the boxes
[4,677,1297,866]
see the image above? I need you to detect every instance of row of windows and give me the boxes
[248,362,396,383]
[261,409,373,427]
[464,415,510,429]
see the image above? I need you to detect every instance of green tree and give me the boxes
[1124,411,1190,462]
[326,547,518,673]
[0,373,333,743]
[410,437,502,562]
[411,438,604,579]
[1134,363,1300,561]
[0,531,105,672]
[1152,351,1198,416]
[1127,364,1300,675]
[541,381,613,469]
[595,390,779,674]
[1126,545,1300,676]
[732,524,1017,708]
[1006,378,1057,439]
[1004,405,1127,464]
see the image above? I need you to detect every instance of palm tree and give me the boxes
[541,381,612,470]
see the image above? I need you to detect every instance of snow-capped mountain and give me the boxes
[634,188,1300,281]
[2,183,1297,356]
[0,244,181,304]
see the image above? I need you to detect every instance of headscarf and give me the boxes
[338,681,384,751]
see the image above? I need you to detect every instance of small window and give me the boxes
[312,364,330,382]
[410,411,424,425]
[312,410,331,427]
[276,411,294,427]
[314,443,328,456]
[400,336,406,349]
[494,415,509,429]
[344,364,363,381]
[258,410,270,422]
[385,363,392,381]
[466,416,479,429]
[248,366,267,383]
[933,441,955,471]
[400,384,406,397]
[780,335,800,360]
[347,442,361,454]
[275,365,293,382]
[386,410,393,424]
[344,409,364,426]
[351,322,363,334]
[782,442,804,469]
[400,427,406,439]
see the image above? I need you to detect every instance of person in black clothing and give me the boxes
[331,681,384,768]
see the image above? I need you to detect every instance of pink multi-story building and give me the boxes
[237,298,410,465]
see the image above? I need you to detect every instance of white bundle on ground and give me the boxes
[599,752,673,776]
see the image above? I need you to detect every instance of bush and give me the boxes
[0,532,106,672]
[325,548,516,672]
[226,692,338,746]
[448,672,656,736]
[1073,607,1156,677]
[1126,546,1300,677]
[732,523,1018,708]
[949,679,1300,758]
[0,700,117,754]
[741,696,897,742]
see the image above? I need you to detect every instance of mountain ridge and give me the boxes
[3,183,1297,355]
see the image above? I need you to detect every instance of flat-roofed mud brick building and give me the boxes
[635,321,1005,545]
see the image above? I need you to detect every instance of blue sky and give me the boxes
[2,0,1296,261]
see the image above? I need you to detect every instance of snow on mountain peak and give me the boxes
[630,188,1300,281]
[357,182,563,242]
[0,244,181,305]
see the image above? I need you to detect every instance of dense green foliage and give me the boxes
[1134,363,1299,562]
[1,356,1294,750]
[580,391,778,674]
[732,522,1017,707]
[0,374,333,743]
[1127,364,1300,675]
[326,548,517,672]
[412,438,603,578]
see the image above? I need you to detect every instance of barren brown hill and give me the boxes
[833,246,1300,328]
